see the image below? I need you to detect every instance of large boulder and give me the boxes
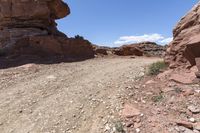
[165,2,200,68]
[0,0,94,59]
[11,36,94,58]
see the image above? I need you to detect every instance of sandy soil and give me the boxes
[0,57,160,133]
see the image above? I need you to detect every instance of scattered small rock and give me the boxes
[193,129,200,133]
[176,121,193,129]
[194,123,200,131]
[188,105,200,114]
[195,89,200,93]
[182,89,194,96]
[121,104,141,118]
[126,121,134,127]
[162,87,175,93]
[134,122,142,128]
[145,80,156,85]
[136,128,140,133]
[46,75,57,80]
[134,85,140,89]
[189,118,196,123]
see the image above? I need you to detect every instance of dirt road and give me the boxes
[0,57,160,133]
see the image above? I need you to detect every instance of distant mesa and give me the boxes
[0,0,94,59]
[93,42,166,57]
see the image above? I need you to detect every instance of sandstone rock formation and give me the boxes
[113,45,143,56]
[133,42,166,57]
[0,0,94,59]
[113,42,166,57]
[165,2,200,69]
[93,46,110,55]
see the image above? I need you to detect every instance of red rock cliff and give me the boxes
[0,0,94,59]
[165,2,200,68]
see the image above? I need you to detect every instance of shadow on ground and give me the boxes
[0,55,94,69]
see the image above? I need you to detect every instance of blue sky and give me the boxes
[57,0,198,47]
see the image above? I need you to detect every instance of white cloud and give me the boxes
[159,37,173,44]
[114,33,173,46]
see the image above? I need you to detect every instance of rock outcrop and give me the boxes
[113,42,166,57]
[165,2,200,68]
[0,0,94,59]
[93,45,110,55]
[113,45,143,56]
[133,42,166,57]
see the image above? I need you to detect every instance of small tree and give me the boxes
[75,35,84,40]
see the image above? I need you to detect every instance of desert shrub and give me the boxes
[152,93,164,102]
[147,61,167,75]
[115,121,125,133]
[74,35,84,40]
[174,87,182,94]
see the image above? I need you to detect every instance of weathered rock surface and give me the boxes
[195,58,200,78]
[93,46,110,55]
[113,45,144,56]
[133,42,166,57]
[165,2,200,68]
[113,42,166,57]
[121,104,141,118]
[0,0,94,59]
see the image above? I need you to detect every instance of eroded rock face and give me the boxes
[0,0,94,59]
[113,42,166,57]
[133,42,166,57]
[165,2,200,68]
[113,45,143,56]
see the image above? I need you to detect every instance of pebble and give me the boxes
[189,118,196,123]
[140,113,144,117]
[134,85,140,89]
[195,90,200,93]
[136,128,140,133]
[126,122,133,127]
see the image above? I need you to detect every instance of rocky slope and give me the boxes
[0,0,94,59]
[165,2,200,69]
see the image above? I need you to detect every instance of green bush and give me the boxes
[147,61,167,75]
[152,93,164,102]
